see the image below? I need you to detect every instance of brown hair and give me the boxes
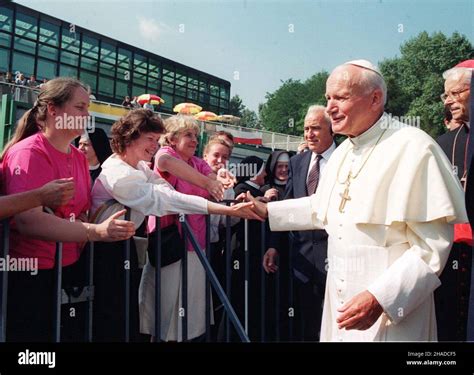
[203,138,231,155]
[110,109,164,154]
[1,77,88,160]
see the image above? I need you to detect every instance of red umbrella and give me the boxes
[195,111,218,121]
[137,94,164,105]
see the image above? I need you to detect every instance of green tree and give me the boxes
[229,95,245,117]
[380,31,472,138]
[240,108,259,129]
[258,72,329,135]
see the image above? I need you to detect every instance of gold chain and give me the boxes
[336,128,388,184]
[336,128,387,213]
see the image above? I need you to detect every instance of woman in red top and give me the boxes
[0,77,135,342]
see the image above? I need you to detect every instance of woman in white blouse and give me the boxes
[91,109,259,342]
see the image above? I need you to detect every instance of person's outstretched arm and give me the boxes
[0,178,75,220]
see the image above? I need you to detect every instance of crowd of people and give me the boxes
[0,56,473,343]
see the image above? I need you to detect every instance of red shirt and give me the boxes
[2,132,91,269]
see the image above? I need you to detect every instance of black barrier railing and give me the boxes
[0,202,298,343]
[179,216,250,342]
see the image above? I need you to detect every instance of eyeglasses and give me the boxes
[440,88,469,102]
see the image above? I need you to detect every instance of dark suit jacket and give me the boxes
[269,150,328,285]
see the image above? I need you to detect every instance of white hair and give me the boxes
[304,104,331,124]
[443,67,472,86]
[359,69,387,105]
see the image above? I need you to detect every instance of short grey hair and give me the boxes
[359,69,387,105]
[304,104,330,124]
[443,67,472,86]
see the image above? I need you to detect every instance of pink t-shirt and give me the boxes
[2,132,91,269]
[148,146,211,251]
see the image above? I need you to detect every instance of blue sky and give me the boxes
[16,0,474,111]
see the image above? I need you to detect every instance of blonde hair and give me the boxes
[160,115,200,147]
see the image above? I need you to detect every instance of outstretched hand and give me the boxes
[95,209,136,242]
[235,191,269,219]
[228,201,265,221]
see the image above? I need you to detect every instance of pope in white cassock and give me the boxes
[245,60,468,342]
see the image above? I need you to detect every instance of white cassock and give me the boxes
[268,113,467,342]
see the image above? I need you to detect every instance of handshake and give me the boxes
[230,191,269,221]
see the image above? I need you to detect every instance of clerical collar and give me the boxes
[349,113,386,149]
[245,180,261,190]
[273,179,286,186]
[89,163,101,171]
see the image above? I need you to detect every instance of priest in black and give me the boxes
[437,61,472,341]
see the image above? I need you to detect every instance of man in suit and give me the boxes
[263,105,336,340]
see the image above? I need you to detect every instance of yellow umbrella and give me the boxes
[217,114,241,123]
[194,111,219,121]
[173,102,202,115]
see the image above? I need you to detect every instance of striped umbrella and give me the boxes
[173,102,202,115]
[217,114,241,124]
[137,94,165,105]
[194,111,219,121]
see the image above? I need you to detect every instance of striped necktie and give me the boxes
[307,154,322,195]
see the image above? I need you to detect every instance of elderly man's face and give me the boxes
[444,75,470,122]
[325,66,382,137]
[304,111,333,154]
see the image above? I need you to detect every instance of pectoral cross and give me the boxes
[339,175,352,213]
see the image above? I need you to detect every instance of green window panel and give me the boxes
[39,20,59,47]
[161,80,173,94]
[81,34,99,60]
[220,85,229,100]
[0,48,9,72]
[117,47,132,69]
[59,64,78,78]
[131,84,145,97]
[210,95,219,106]
[100,42,116,65]
[80,69,97,92]
[12,51,34,76]
[37,58,56,80]
[14,36,35,54]
[0,31,10,48]
[187,90,198,101]
[161,93,172,109]
[115,80,130,100]
[15,12,37,40]
[61,27,80,53]
[98,75,114,96]
[210,83,219,97]
[80,55,98,72]
[175,84,186,96]
[99,62,115,78]
[0,6,13,33]
[38,44,58,60]
[60,50,79,66]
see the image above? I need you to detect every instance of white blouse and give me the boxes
[91,154,208,228]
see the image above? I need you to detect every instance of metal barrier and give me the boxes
[0,203,299,343]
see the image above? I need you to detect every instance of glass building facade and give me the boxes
[0,3,231,113]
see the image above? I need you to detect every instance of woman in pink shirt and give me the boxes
[0,77,135,342]
[140,115,235,341]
